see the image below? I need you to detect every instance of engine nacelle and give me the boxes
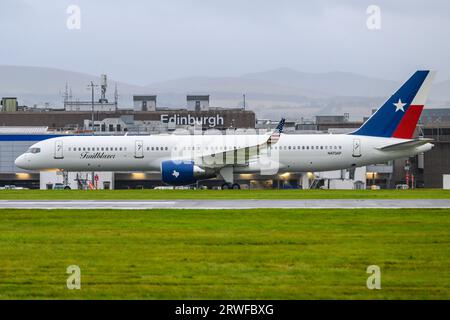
[161,160,216,185]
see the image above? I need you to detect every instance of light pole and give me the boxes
[87,81,99,188]
[87,81,98,132]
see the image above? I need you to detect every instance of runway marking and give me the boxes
[0,199,450,209]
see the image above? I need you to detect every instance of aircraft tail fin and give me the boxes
[350,70,436,139]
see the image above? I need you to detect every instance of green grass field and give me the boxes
[1,188,450,200]
[0,208,449,299]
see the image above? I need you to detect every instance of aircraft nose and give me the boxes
[15,154,28,169]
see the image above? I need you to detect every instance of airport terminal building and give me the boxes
[1,90,450,190]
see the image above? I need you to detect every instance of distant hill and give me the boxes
[432,79,450,101]
[241,68,399,97]
[0,65,449,119]
[0,65,146,95]
[147,68,401,98]
[147,75,328,99]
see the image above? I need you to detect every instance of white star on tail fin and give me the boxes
[393,99,406,112]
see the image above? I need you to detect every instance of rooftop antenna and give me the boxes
[114,82,119,111]
[87,81,99,131]
[99,74,108,103]
[64,82,69,103]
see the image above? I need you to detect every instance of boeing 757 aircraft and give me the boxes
[15,70,435,189]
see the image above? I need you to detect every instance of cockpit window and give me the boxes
[27,147,41,154]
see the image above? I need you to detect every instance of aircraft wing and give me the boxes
[376,138,434,151]
[189,118,285,169]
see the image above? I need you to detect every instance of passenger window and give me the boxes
[165,147,168,151]
[119,147,123,151]
[156,147,159,151]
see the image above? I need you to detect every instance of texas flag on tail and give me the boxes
[350,70,436,139]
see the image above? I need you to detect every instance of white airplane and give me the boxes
[15,70,435,189]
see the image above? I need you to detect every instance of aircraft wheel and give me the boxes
[231,183,241,190]
[221,183,231,190]
[64,186,71,190]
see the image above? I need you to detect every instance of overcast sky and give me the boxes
[1,0,449,85]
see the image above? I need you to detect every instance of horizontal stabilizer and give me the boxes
[376,138,433,151]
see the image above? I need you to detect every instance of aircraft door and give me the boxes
[352,139,361,157]
[134,140,144,158]
[54,140,64,159]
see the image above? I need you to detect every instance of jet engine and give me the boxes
[161,160,216,185]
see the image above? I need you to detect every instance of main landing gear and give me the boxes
[221,183,241,190]
[219,167,239,189]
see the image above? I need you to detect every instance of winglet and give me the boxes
[275,118,286,133]
[268,118,285,144]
